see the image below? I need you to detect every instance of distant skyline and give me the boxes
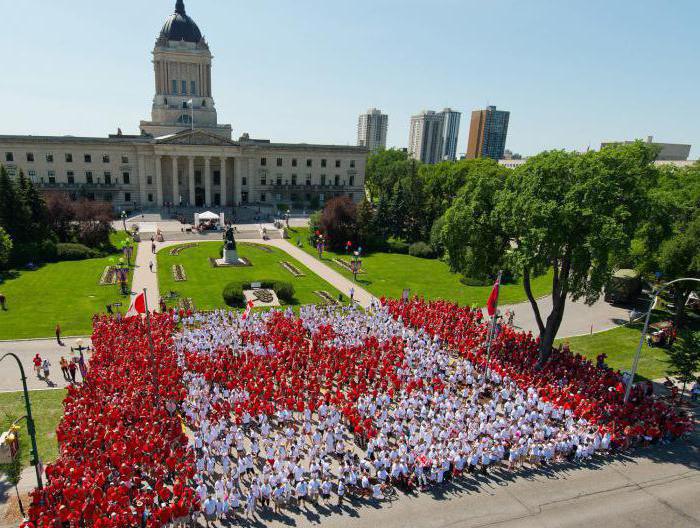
[0,0,697,158]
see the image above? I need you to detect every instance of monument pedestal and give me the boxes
[223,248,239,264]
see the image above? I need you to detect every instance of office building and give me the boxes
[601,136,691,161]
[0,1,367,210]
[357,108,388,152]
[440,108,461,161]
[466,105,510,160]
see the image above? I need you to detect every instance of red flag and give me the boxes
[129,292,146,315]
[242,300,254,320]
[486,280,500,316]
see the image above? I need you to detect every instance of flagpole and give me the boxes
[142,288,160,401]
[484,270,503,382]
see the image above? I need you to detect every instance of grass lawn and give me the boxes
[157,242,343,310]
[0,389,65,469]
[288,227,552,306]
[0,256,136,340]
[556,310,700,381]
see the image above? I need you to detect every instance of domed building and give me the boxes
[0,0,367,211]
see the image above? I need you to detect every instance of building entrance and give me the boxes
[195,187,205,207]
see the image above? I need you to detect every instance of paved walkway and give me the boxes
[130,240,161,311]
[503,295,632,338]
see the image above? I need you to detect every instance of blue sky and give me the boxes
[1,0,697,157]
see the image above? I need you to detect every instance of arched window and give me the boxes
[177,114,193,124]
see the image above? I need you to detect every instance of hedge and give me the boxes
[408,241,436,259]
[56,243,99,261]
[222,280,296,307]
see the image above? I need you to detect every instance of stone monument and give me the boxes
[223,225,238,264]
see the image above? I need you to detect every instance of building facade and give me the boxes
[466,105,510,160]
[357,108,388,152]
[0,0,367,211]
[601,136,691,161]
[439,109,461,161]
[408,108,461,164]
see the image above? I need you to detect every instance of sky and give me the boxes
[1,0,698,158]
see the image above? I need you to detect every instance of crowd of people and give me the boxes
[24,315,197,527]
[173,302,644,524]
[23,297,692,527]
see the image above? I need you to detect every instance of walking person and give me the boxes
[349,287,355,303]
[151,237,156,254]
[55,323,62,345]
[32,353,42,378]
[68,360,78,383]
[0,292,6,310]
[41,358,51,381]
[60,356,70,381]
[149,261,154,273]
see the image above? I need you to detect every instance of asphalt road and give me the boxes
[192,440,699,528]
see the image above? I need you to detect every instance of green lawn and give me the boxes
[556,311,693,381]
[0,389,66,469]
[288,227,552,306]
[157,242,343,310]
[0,255,135,340]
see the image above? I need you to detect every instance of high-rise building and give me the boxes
[466,105,510,160]
[408,109,461,164]
[440,108,461,161]
[357,108,388,152]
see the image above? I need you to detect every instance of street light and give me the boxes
[352,247,362,282]
[0,353,43,491]
[120,210,127,232]
[623,277,700,404]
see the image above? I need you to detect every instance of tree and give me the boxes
[440,160,509,279]
[320,196,357,251]
[365,149,414,203]
[73,199,113,247]
[355,198,381,250]
[0,166,31,245]
[0,226,11,268]
[497,143,656,363]
[630,163,700,325]
[667,330,700,398]
[44,191,77,242]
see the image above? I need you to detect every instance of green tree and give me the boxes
[0,226,11,268]
[355,198,381,250]
[365,149,414,203]
[667,330,700,398]
[631,162,700,325]
[498,143,656,362]
[440,162,508,280]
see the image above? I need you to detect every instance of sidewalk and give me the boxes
[261,239,377,308]
[131,240,161,309]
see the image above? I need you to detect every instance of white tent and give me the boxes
[198,211,219,221]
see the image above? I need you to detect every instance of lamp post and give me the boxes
[352,247,362,282]
[623,277,700,404]
[120,210,127,232]
[0,353,43,490]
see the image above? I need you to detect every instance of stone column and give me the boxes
[204,156,212,207]
[155,155,163,206]
[220,157,227,206]
[171,155,179,206]
[137,153,147,207]
[234,158,243,205]
[188,156,195,206]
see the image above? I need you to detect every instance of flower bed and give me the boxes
[178,297,196,312]
[172,264,187,282]
[25,315,197,527]
[98,265,117,285]
[169,242,199,256]
[313,290,339,305]
[280,260,305,277]
[332,257,363,274]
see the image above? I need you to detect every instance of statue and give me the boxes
[223,225,237,250]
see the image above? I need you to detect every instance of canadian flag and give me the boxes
[486,279,500,317]
[128,292,147,316]
[242,300,255,321]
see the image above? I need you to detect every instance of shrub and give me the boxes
[222,283,245,307]
[386,239,409,254]
[11,239,58,265]
[272,281,295,303]
[460,276,490,287]
[408,241,436,259]
[56,243,99,261]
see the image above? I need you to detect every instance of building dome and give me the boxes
[160,1,202,43]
